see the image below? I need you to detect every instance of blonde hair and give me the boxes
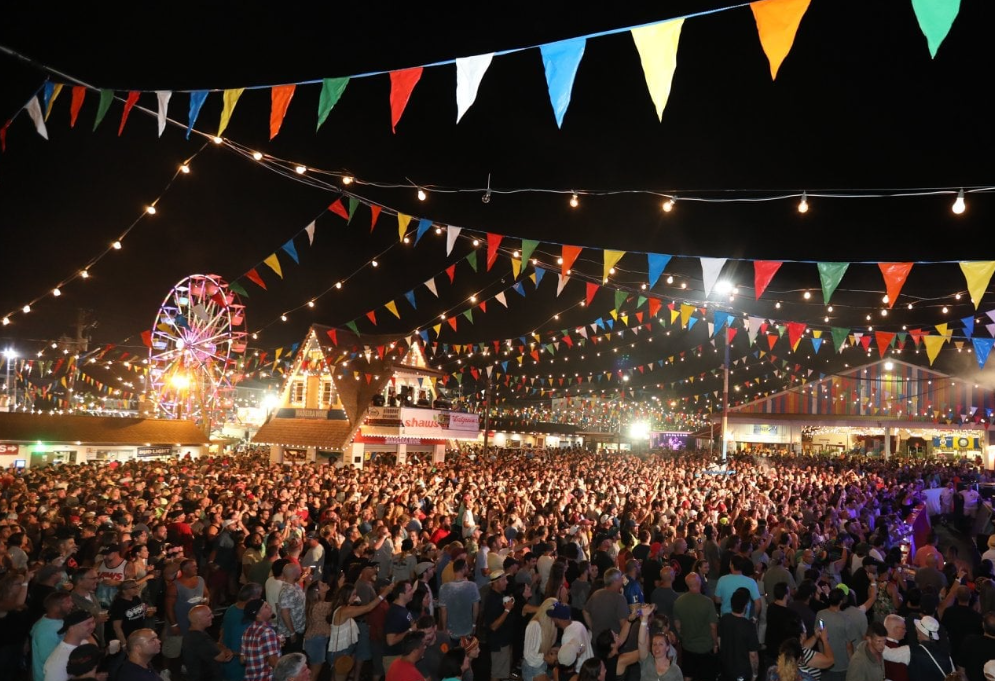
[534,597,560,653]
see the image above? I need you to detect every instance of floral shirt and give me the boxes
[277,582,306,636]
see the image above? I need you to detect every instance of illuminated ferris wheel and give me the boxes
[147,274,247,432]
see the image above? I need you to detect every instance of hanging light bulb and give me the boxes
[1,317,8,326]
[53,288,61,297]
[212,136,223,145]
[803,291,811,299]
[417,188,427,201]
[662,198,674,213]
[295,165,307,174]
[371,260,379,268]
[569,193,579,208]
[80,270,89,279]
[22,304,30,314]
[952,189,966,215]
[252,151,263,161]
[797,192,809,213]
[666,275,674,284]
[335,282,342,289]
[146,206,157,215]
[308,300,315,308]
[179,164,190,174]
[280,314,288,322]
[342,175,354,185]
[112,241,122,250]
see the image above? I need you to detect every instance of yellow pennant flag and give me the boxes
[275,347,283,360]
[398,213,412,242]
[934,323,952,343]
[609,309,618,321]
[959,261,995,309]
[630,20,684,121]
[620,314,629,326]
[263,253,283,278]
[923,335,945,366]
[517,356,523,365]
[385,300,400,319]
[218,88,245,136]
[813,330,822,338]
[751,0,812,80]
[45,84,64,120]
[529,272,536,285]
[680,303,695,328]
[603,249,626,281]
[433,323,442,336]
[670,309,680,324]
[511,258,521,279]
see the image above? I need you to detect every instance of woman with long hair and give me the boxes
[544,562,570,604]
[327,581,392,681]
[304,580,332,681]
[522,597,560,681]
[570,658,606,681]
[637,606,682,681]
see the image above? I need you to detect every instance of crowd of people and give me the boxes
[0,446,994,681]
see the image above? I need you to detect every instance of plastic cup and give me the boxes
[108,640,121,655]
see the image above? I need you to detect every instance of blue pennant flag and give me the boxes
[513,282,526,296]
[404,291,417,309]
[419,330,429,344]
[281,239,299,264]
[962,315,975,338]
[647,254,672,288]
[606,318,614,330]
[812,338,823,353]
[973,337,993,369]
[187,90,209,139]
[540,37,586,128]
[687,316,699,330]
[712,311,731,336]
[534,266,545,287]
[43,82,56,112]
[502,361,509,372]
[415,218,432,245]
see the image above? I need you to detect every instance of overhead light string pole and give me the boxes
[721,324,731,463]
[482,375,493,456]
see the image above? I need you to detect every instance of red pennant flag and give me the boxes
[754,261,782,300]
[648,298,662,318]
[118,91,140,136]
[486,233,502,271]
[365,373,372,384]
[563,335,573,347]
[390,67,424,133]
[493,341,501,354]
[479,301,487,313]
[0,120,10,152]
[245,268,267,290]
[586,282,599,306]
[366,310,377,325]
[370,205,382,232]
[909,329,924,347]
[447,317,458,331]
[446,264,456,283]
[786,322,807,348]
[376,345,385,359]
[329,199,349,220]
[211,291,227,308]
[471,368,480,380]
[767,334,779,350]
[70,86,86,127]
[531,350,540,362]
[859,335,872,351]
[878,262,913,309]
[140,330,152,348]
[270,84,296,139]
[326,329,338,345]
[875,331,895,358]
[561,245,582,274]
[728,328,738,344]
[635,312,644,324]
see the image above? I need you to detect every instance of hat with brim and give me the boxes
[547,602,571,620]
[243,598,266,623]
[489,570,506,582]
[914,616,940,640]
[66,644,103,676]
[414,561,435,576]
[58,610,94,635]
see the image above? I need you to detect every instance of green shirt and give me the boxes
[672,591,718,654]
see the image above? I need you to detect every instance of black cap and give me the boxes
[58,610,94,635]
[243,598,266,623]
[66,644,103,676]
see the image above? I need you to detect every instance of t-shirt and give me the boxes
[651,587,679,625]
[43,641,77,681]
[959,634,995,681]
[183,629,224,681]
[117,660,165,681]
[438,580,480,637]
[672,592,718,654]
[31,617,63,681]
[584,588,628,640]
[384,604,415,655]
[386,658,425,681]
[110,595,149,640]
[820,608,859,672]
[483,590,513,648]
[717,613,759,681]
[714,574,761,616]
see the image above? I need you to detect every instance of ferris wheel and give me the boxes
[147,274,247,432]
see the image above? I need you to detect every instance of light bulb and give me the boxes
[681,282,687,289]
[112,241,122,250]
[342,175,354,185]
[335,282,342,289]
[942,306,948,314]
[280,315,288,322]
[81,270,89,279]
[22,304,30,313]
[797,192,809,213]
[907,303,913,310]
[881,309,888,316]
[252,151,263,161]
[775,302,781,309]
[569,194,579,208]
[435,227,443,235]
[295,165,307,174]
[662,198,674,213]
[180,164,190,174]
[803,291,811,299]
[952,189,966,215]
[666,275,674,284]
[472,239,480,247]
[417,189,427,201]
[146,206,157,215]
[53,288,61,297]
[403,236,410,244]
[827,306,833,312]
[557,257,564,265]
[212,136,223,145]
[308,301,315,308]
[371,260,379,268]
[1,318,8,326]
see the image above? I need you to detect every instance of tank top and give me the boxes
[96,558,128,606]
[175,577,206,633]
[328,607,360,652]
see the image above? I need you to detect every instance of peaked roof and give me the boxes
[0,413,210,445]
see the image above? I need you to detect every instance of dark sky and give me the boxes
[1,1,993,406]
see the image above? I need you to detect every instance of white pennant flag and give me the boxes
[485,366,493,377]
[25,95,48,140]
[456,53,494,123]
[156,91,172,137]
[700,257,727,296]
[304,221,315,245]
[446,226,461,255]
[748,316,764,340]
[557,274,569,296]
[577,327,588,339]
[424,278,439,297]
[494,291,508,307]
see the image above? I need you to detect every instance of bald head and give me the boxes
[188,604,213,630]
[685,572,702,592]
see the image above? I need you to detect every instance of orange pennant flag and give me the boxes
[875,331,895,358]
[366,310,378,325]
[270,85,296,139]
[751,0,812,79]
[69,86,86,127]
[447,316,458,332]
[561,245,582,274]
[878,263,913,309]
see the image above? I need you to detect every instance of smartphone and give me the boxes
[818,618,825,631]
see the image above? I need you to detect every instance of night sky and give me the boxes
[1,1,993,408]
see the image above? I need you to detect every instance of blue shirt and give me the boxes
[713,573,761,616]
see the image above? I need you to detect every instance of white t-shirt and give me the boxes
[43,641,77,681]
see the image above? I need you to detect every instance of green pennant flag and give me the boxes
[462,309,473,323]
[912,0,961,58]
[347,198,359,223]
[93,89,114,131]
[521,239,539,263]
[228,280,249,298]
[817,262,849,304]
[316,77,350,130]
[831,327,850,353]
[897,331,908,344]
[467,250,478,272]
[454,372,463,385]
[545,343,555,355]
[637,295,647,308]
[614,290,626,311]
[345,320,360,335]
[777,325,786,337]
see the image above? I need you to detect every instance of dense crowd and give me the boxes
[1,447,994,681]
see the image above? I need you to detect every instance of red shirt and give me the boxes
[386,659,425,681]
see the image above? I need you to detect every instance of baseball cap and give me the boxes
[58,610,94,635]
[243,598,266,623]
[983,660,995,681]
[66,644,103,676]
[547,602,571,619]
[414,562,435,576]
[834,583,850,596]
[771,549,786,564]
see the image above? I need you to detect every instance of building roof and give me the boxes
[0,413,210,445]
[252,418,357,450]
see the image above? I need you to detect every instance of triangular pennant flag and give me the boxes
[479,300,487,313]
[245,268,267,290]
[415,218,432,245]
[447,316,458,332]
[347,198,360,223]
[218,88,244,136]
[446,226,461,255]
[495,292,508,307]
[960,261,995,309]
[534,267,545,287]
[316,77,349,130]
[875,331,896,358]
[540,37,587,128]
[25,95,48,140]
[228,280,249,298]
[462,309,474,323]
[786,322,807,350]
[186,90,208,139]
[328,199,349,220]
[93,89,114,131]
[389,67,424,133]
[817,262,849,304]
[962,315,975,338]
[521,239,539,264]
[118,91,140,136]
[514,282,526,296]
[911,0,962,58]
[878,262,913,309]
[455,53,494,122]
[972,337,994,369]
[680,304,695,328]
[811,337,823,353]
[751,0,812,79]
[69,86,86,128]
[467,251,478,272]
[385,301,400,319]
[304,221,315,245]
[42,82,59,118]
[511,258,522,279]
[713,311,731,336]
[281,240,299,264]
[404,291,417,309]
[614,290,627,311]
[831,326,849,352]
[923,335,945,366]
[935,323,952,343]
[648,298,662,318]
[557,274,569,296]
[263,254,283,278]
[424,278,439,297]
[561,245,582,274]
[397,213,412,242]
[487,233,503,271]
[366,310,378,326]
[754,261,782,300]
[700,257,727,296]
[631,19,685,121]
[603,250,625,282]
[346,320,360,335]
[647,253,672,288]
[446,264,456,282]
[369,205,382,232]
[156,91,171,137]
[586,282,599,307]
[432,323,442,336]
